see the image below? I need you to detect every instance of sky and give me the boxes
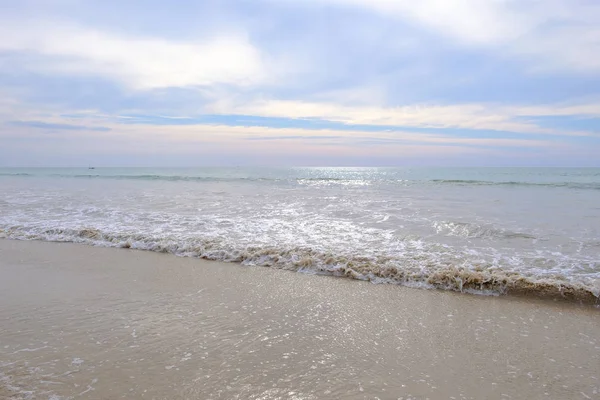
[0,0,599,167]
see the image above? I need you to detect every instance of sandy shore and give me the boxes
[1,239,599,399]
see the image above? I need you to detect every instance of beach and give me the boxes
[1,239,598,399]
[2,0,599,396]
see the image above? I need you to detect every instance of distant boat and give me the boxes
[88,166,95,170]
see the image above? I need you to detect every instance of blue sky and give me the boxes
[0,0,599,166]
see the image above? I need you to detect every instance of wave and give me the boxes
[433,221,537,240]
[430,179,600,190]
[0,172,280,183]
[0,173,380,185]
[0,172,32,177]
[1,226,597,304]
[62,174,274,182]
[1,172,598,190]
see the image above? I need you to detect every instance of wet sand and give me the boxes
[1,239,599,400]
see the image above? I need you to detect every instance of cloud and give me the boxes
[0,0,598,167]
[2,115,593,167]
[205,98,600,137]
[246,135,343,141]
[287,0,600,74]
[508,102,600,118]
[8,120,110,131]
[514,25,600,73]
[302,0,530,45]
[0,20,265,90]
[2,118,558,148]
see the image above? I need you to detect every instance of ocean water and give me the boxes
[1,167,599,302]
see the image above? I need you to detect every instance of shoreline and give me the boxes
[1,233,599,306]
[1,238,599,399]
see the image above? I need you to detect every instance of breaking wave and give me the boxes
[1,226,598,304]
[433,221,537,240]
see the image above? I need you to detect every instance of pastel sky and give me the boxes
[1,0,599,166]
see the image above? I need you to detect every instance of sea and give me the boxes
[1,167,599,302]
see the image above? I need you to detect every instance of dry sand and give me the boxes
[0,239,599,399]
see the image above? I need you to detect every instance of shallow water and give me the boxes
[1,240,599,400]
[0,167,599,301]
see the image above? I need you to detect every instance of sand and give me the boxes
[0,239,599,400]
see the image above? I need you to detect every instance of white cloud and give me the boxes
[0,20,265,90]
[290,0,534,45]
[205,98,600,136]
[1,115,560,150]
[514,25,600,73]
[504,101,600,118]
[0,112,584,166]
[291,0,600,73]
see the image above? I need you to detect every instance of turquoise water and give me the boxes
[1,167,599,301]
